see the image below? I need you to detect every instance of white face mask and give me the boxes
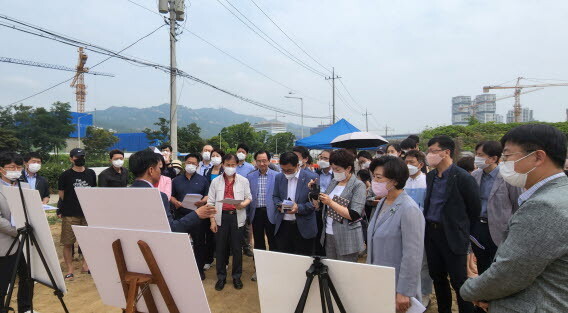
[4,170,21,181]
[112,159,124,168]
[174,168,181,175]
[211,157,222,166]
[298,160,304,167]
[333,171,347,182]
[407,164,419,176]
[202,151,211,161]
[474,156,490,170]
[224,166,237,176]
[361,161,371,170]
[388,153,399,157]
[499,152,536,188]
[317,160,330,169]
[185,164,197,174]
[237,152,246,161]
[28,163,41,173]
[285,169,298,180]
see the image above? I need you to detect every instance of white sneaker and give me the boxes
[203,263,211,270]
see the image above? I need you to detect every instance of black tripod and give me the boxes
[1,179,69,313]
[295,257,346,313]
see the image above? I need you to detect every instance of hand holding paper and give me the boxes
[181,194,203,211]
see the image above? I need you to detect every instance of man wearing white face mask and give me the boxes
[98,149,129,187]
[198,145,214,176]
[461,125,568,312]
[470,141,522,278]
[293,146,311,171]
[236,143,255,177]
[424,135,481,313]
[171,153,210,280]
[21,152,50,204]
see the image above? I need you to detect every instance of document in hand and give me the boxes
[407,297,426,313]
[182,194,203,210]
[219,198,243,205]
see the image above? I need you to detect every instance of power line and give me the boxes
[214,0,327,77]
[339,79,365,112]
[5,23,166,106]
[248,0,331,74]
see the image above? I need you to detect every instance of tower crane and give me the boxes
[483,77,568,123]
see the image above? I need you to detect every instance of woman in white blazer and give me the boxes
[367,155,425,313]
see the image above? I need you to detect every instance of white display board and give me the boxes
[73,226,210,313]
[0,185,67,294]
[254,250,396,313]
[76,188,170,232]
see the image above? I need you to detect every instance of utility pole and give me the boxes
[159,0,185,158]
[285,92,304,138]
[362,109,372,132]
[383,125,394,137]
[325,67,341,124]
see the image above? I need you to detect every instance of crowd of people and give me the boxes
[1,123,568,313]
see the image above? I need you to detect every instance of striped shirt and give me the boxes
[257,173,268,208]
[518,172,566,206]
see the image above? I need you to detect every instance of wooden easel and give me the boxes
[112,239,180,313]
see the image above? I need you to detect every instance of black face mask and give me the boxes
[74,157,86,167]
[564,170,568,177]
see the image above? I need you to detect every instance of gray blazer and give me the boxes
[320,174,366,256]
[367,191,425,299]
[461,175,568,312]
[0,185,18,256]
[472,169,522,245]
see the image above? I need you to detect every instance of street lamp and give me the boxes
[284,92,304,139]
[77,113,92,149]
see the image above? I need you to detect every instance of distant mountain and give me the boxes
[89,103,307,138]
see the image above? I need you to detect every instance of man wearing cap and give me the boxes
[58,148,97,280]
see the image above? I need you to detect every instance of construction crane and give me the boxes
[483,77,568,123]
[460,88,544,116]
[0,56,114,77]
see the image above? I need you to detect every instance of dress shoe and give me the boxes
[215,279,226,291]
[233,278,243,289]
[251,272,257,281]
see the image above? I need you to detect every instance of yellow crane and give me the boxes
[70,47,89,113]
[483,77,568,123]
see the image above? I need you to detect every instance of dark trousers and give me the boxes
[241,218,251,250]
[425,223,473,313]
[252,207,275,250]
[204,218,215,265]
[314,210,325,256]
[190,220,208,276]
[215,212,243,281]
[471,221,498,275]
[0,253,32,313]
[274,220,314,256]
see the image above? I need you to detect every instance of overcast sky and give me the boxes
[1,0,567,135]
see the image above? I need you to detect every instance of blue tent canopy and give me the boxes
[295,119,360,149]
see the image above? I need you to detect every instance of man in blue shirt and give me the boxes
[171,153,210,280]
[198,144,214,176]
[21,152,50,204]
[236,143,255,257]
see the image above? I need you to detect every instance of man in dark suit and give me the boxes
[423,136,481,313]
[272,152,318,256]
[21,152,50,204]
[128,149,216,233]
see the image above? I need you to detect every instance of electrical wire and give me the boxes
[248,0,331,74]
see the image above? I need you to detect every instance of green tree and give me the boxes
[83,126,119,159]
[178,122,205,153]
[218,122,269,151]
[0,128,20,151]
[143,117,170,145]
[265,132,296,154]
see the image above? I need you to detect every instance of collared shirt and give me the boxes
[198,161,213,176]
[0,179,12,186]
[479,166,499,218]
[405,172,427,210]
[237,162,255,177]
[319,169,333,192]
[171,173,209,214]
[425,164,454,223]
[257,172,268,208]
[284,169,300,221]
[24,171,37,190]
[222,175,236,211]
[518,172,566,206]
[98,166,129,187]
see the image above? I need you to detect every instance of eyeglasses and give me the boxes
[3,166,24,171]
[501,151,534,162]
[426,149,444,154]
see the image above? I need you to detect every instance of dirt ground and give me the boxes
[10,215,452,313]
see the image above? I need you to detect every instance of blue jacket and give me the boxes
[272,169,318,239]
[247,168,278,224]
[130,179,200,233]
